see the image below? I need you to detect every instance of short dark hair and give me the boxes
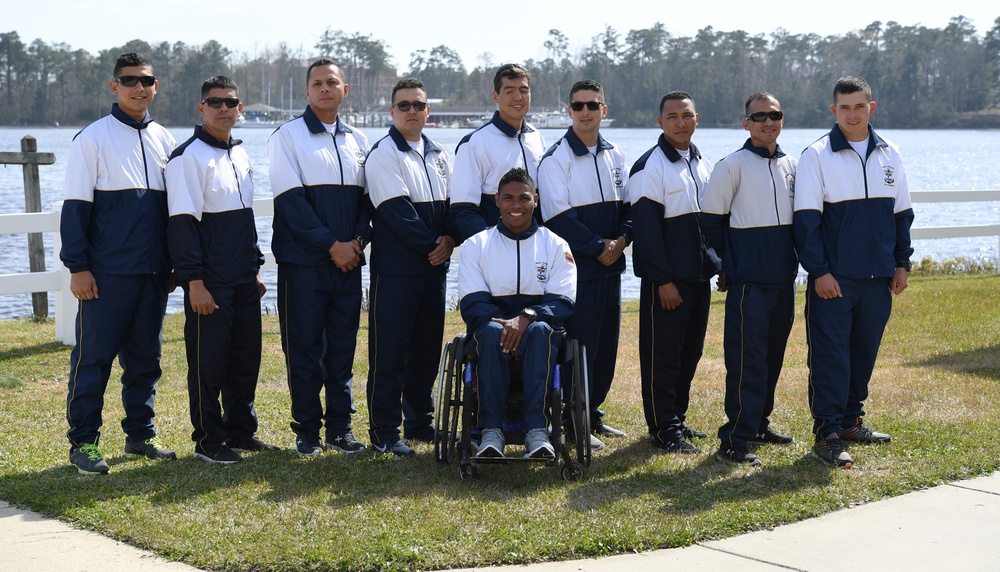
[659,91,694,115]
[498,167,536,194]
[745,91,777,114]
[307,58,344,83]
[569,79,604,103]
[833,75,872,103]
[493,63,530,93]
[391,78,425,104]
[114,52,151,77]
[201,75,239,99]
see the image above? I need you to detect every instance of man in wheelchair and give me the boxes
[456,168,578,459]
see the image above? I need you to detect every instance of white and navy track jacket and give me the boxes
[459,221,577,332]
[451,111,546,242]
[60,103,176,276]
[701,140,798,288]
[268,106,372,267]
[365,125,456,276]
[793,125,914,280]
[629,136,719,285]
[537,128,631,282]
[165,125,263,288]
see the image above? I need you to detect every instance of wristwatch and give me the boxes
[896,260,912,272]
[354,235,367,249]
[519,307,537,322]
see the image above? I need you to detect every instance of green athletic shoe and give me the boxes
[70,443,110,475]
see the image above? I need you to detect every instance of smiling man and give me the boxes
[166,75,274,464]
[451,64,546,242]
[457,168,576,460]
[364,78,457,457]
[538,79,631,450]
[793,75,913,469]
[701,92,798,467]
[60,52,177,475]
[629,91,719,455]
[268,59,372,457]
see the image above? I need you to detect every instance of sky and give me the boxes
[7,1,998,72]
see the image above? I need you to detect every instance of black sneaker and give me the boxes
[124,436,178,460]
[749,428,795,445]
[841,420,891,444]
[296,436,324,457]
[70,443,110,475]
[229,436,279,452]
[813,434,854,468]
[193,445,242,465]
[373,439,415,458]
[403,425,436,444]
[651,436,700,454]
[681,425,707,439]
[593,422,627,438]
[326,431,366,454]
[717,446,762,466]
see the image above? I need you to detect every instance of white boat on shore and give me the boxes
[529,110,614,129]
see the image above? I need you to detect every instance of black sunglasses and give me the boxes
[570,101,603,111]
[746,111,784,122]
[115,75,156,87]
[202,97,241,109]
[395,101,428,112]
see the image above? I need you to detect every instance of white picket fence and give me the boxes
[2,191,999,345]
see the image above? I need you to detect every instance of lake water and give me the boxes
[2,125,998,319]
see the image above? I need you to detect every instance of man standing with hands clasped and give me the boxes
[793,75,913,469]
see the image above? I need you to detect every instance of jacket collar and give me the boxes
[302,105,355,136]
[387,124,443,154]
[564,127,614,157]
[829,123,887,156]
[193,124,242,150]
[111,103,152,130]
[489,110,537,138]
[657,134,702,163]
[741,138,785,159]
[496,219,539,240]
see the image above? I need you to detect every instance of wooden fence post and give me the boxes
[20,135,49,319]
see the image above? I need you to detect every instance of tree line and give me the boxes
[2,15,999,129]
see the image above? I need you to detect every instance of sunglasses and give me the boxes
[395,101,428,112]
[570,101,604,111]
[115,75,156,87]
[746,111,783,122]
[202,97,241,108]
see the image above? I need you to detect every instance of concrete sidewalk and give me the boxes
[3,472,998,571]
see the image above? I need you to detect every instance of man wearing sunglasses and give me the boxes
[701,92,798,466]
[793,75,913,469]
[268,59,372,458]
[166,76,276,464]
[364,78,457,457]
[537,79,631,451]
[630,91,719,455]
[60,52,177,474]
[451,63,546,242]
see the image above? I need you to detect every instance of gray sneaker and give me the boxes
[327,431,366,454]
[70,443,109,475]
[124,436,177,460]
[476,427,505,458]
[524,427,555,459]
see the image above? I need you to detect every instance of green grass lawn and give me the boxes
[1,274,998,571]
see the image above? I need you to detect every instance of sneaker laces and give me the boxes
[145,436,167,450]
[79,442,103,461]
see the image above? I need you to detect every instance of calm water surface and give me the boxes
[1,125,997,318]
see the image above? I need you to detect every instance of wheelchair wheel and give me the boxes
[434,335,464,464]
[561,460,586,481]
[570,340,592,467]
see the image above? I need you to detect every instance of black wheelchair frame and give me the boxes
[433,332,592,480]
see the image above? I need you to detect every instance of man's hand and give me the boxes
[597,236,627,266]
[428,235,455,267]
[70,270,99,301]
[716,271,730,293]
[188,280,219,315]
[257,273,267,298]
[814,273,842,300]
[330,240,362,272]
[657,282,682,310]
[890,267,909,294]
[491,315,530,358]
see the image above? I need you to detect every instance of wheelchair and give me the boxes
[433,332,591,480]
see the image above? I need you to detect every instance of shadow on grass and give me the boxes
[0,341,66,362]
[915,343,1000,380]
